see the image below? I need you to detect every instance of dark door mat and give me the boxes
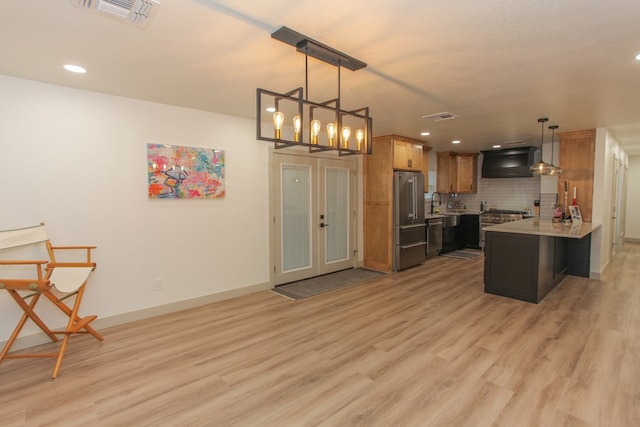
[440,250,483,260]
[271,268,385,300]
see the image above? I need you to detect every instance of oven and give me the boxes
[479,210,525,248]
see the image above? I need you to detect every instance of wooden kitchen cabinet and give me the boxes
[557,129,595,222]
[436,151,478,194]
[393,138,423,171]
[364,134,431,271]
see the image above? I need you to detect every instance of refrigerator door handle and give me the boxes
[399,224,426,230]
[414,179,418,220]
[409,178,415,219]
[400,241,427,250]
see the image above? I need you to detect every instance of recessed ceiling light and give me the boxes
[420,131,430,136]
[63,64,87,74]
[266,107,276,113]
[452,140,461,144]
[493,144,502,148]
[636,53,640,61]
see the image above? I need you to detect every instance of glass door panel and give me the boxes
[272,154,318,285]
[325,167,349,263]
[282,165,311,271]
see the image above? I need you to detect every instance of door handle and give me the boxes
[400,241,426,249]
[400,224,426,230]
[320,223,329,228]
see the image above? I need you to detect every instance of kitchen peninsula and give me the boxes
[483,218,601,303]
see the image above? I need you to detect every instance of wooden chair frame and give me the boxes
[0,223,103,379]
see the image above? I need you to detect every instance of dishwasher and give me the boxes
[426,218,443,258]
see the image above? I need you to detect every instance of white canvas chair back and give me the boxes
[0,224,90,294]
[0,223,48,249]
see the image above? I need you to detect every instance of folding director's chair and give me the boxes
[0,223,103,379]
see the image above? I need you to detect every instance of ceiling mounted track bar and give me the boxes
[271,26,367,71]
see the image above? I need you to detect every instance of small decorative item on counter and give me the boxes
[553,203,563,222]
[563,180,569,220]
[533,200,540,216]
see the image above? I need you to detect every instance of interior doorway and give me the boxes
[610,155,619,256]
[270,151,357,285]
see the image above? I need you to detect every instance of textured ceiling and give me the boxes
[1,0,640,154]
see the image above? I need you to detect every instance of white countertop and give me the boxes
[484,217,601,239]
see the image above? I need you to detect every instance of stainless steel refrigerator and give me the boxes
[393,171,426,270]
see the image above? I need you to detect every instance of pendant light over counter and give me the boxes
[530,117,563,176]
[546,125,563,176]
[530,118,554,175]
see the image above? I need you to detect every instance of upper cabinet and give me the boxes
[436,151,478,194]
[392,138,424,172]
[557,129,595,222]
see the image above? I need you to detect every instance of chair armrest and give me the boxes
[48,262,96,269]
[49,245,96,263]
[0,260,49,265]
[49,245,97,250]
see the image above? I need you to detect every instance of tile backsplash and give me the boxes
[455,176,542,212]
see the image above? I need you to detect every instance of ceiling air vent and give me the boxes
[71,0,160,28]
[422,112,459,122]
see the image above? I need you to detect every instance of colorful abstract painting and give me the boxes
[147,144,225,199]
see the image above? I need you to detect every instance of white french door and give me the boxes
[271,151,356,285]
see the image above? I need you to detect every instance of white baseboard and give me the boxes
[1,281,272,352]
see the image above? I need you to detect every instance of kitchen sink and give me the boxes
[442,214,460,227]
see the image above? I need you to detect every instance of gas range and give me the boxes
[480,209,527,225]
[479,209,527,248]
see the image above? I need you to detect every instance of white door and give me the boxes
[611,155,619,256]
[318,158,356,275]
[271,151,356,285]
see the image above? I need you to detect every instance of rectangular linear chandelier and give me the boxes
[256,26,372,155]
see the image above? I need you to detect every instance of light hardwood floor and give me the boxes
[1,243,639,426]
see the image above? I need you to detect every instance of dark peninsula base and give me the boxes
[484,231,591,304]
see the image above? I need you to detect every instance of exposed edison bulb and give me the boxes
[311,119,321,144]
[327,123,337,147]
[273,111,284,139]
[293,115,301,142]
[356,128,365,151]
[341,126,351,149]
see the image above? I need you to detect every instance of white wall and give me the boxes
[0,75,273,344]
[626,155,640,240]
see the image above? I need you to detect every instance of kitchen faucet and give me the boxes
[431,192,441,213]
